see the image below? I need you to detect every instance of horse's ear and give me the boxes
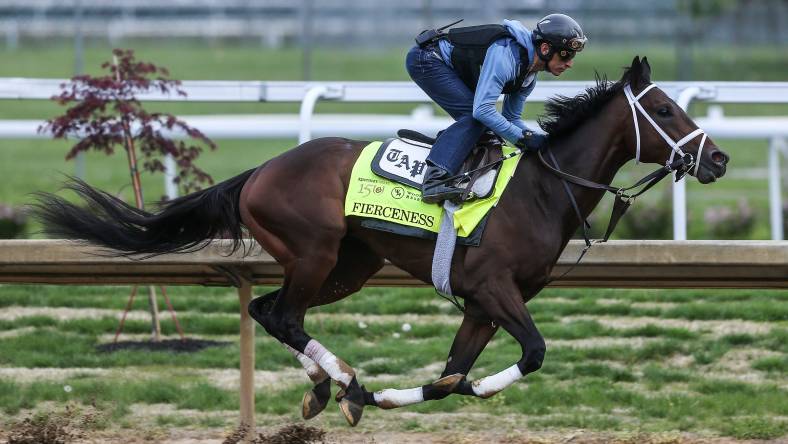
[624,56,641,86]
[630,56,641,75]
[627,55,651,89]
[640,56,652,84]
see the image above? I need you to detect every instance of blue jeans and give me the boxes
[405,45,486,175]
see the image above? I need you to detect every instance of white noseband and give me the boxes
[624,83,707,176]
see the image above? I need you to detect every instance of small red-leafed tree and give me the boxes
[40,48,217,202]
[39,48,211,342]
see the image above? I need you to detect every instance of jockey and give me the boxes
[405,13,587,203]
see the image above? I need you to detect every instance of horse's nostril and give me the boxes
[711,150,728,165]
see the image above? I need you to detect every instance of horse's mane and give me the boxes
[538,68,634,142]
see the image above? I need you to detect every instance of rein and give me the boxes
[539,149,688,247]
[542,82,709,280]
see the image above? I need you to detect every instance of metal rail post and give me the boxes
[298,85,343,144]
[672,86,701,240]
[769,137,785,240]
[164,154,178,200]
[238,281,255,441]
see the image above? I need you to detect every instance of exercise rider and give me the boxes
[405,13,587,203]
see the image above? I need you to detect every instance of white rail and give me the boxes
[2,79,788,103]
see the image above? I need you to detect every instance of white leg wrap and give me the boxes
[471,364,523,398]
[373,387,424,409]
[284,344,328,383]
[303,339,354,387]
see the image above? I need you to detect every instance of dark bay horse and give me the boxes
[34,57,729,426]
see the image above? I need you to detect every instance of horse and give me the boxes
[34,56,729,426]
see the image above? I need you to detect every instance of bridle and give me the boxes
[624,83,708,177]
[538,82,710,274]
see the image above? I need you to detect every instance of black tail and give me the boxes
[33,168,256,256]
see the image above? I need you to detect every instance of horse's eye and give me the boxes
[657,106,671,117]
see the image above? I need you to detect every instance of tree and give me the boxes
[40,48,216,197]
[40,48,213,342]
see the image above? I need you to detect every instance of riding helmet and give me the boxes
[532,13,587,59]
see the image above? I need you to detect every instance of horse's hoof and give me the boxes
[302,390,326,420]
[338,397,364,427]
[334,387,346,402]
[337,377,365,426]
[431,373,465,392]
[302,378,331,420]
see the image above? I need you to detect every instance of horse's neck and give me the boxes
[537,98,631,241]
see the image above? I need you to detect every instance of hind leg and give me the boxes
[248,288,332,419]
[250,238,384,420]
[300,237,383,419]
[260,253,371,426]
[242,197,335,419]
[248,237,383,425]
[239,150,378,425]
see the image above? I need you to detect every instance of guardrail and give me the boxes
[2,78,787,241]
[3,240,786,288]
[2,239,787,429]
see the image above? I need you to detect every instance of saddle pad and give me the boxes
[371,138,500,199]
[345,141,522,238]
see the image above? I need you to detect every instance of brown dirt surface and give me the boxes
[4,404,99,444]
[5,422,783,444]
[255,424,326,444]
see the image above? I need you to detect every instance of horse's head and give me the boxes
[621,56,729,183]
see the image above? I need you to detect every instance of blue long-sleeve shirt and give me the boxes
[437,19,537,144]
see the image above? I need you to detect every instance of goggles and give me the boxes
[557,49,576,61]
[567,36,587,51]
[554,36,586,61]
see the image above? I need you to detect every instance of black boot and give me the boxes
[421,163,463,204]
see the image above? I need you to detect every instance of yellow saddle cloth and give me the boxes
[344,141,522,238]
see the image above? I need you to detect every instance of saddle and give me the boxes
[370,129,505,202]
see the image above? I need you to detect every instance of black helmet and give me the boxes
[533,13,587,61]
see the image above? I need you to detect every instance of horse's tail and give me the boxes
[33,168,257,257]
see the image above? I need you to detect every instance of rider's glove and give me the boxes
[516,130,547,153]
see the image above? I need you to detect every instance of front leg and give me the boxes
[454,281,546,399]
[368,301,498,409]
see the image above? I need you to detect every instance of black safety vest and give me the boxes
[446,24,530,94]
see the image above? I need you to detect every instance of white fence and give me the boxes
[1,78,786,240]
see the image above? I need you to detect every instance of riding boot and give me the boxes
[421,163,463,204]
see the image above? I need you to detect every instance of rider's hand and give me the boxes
[516,130,547,152]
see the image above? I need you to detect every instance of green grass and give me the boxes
[0,376,242,416]
[663,300,788,322]
[718,417,788,440]
[0,284,785,438]
[752,356,788,373]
